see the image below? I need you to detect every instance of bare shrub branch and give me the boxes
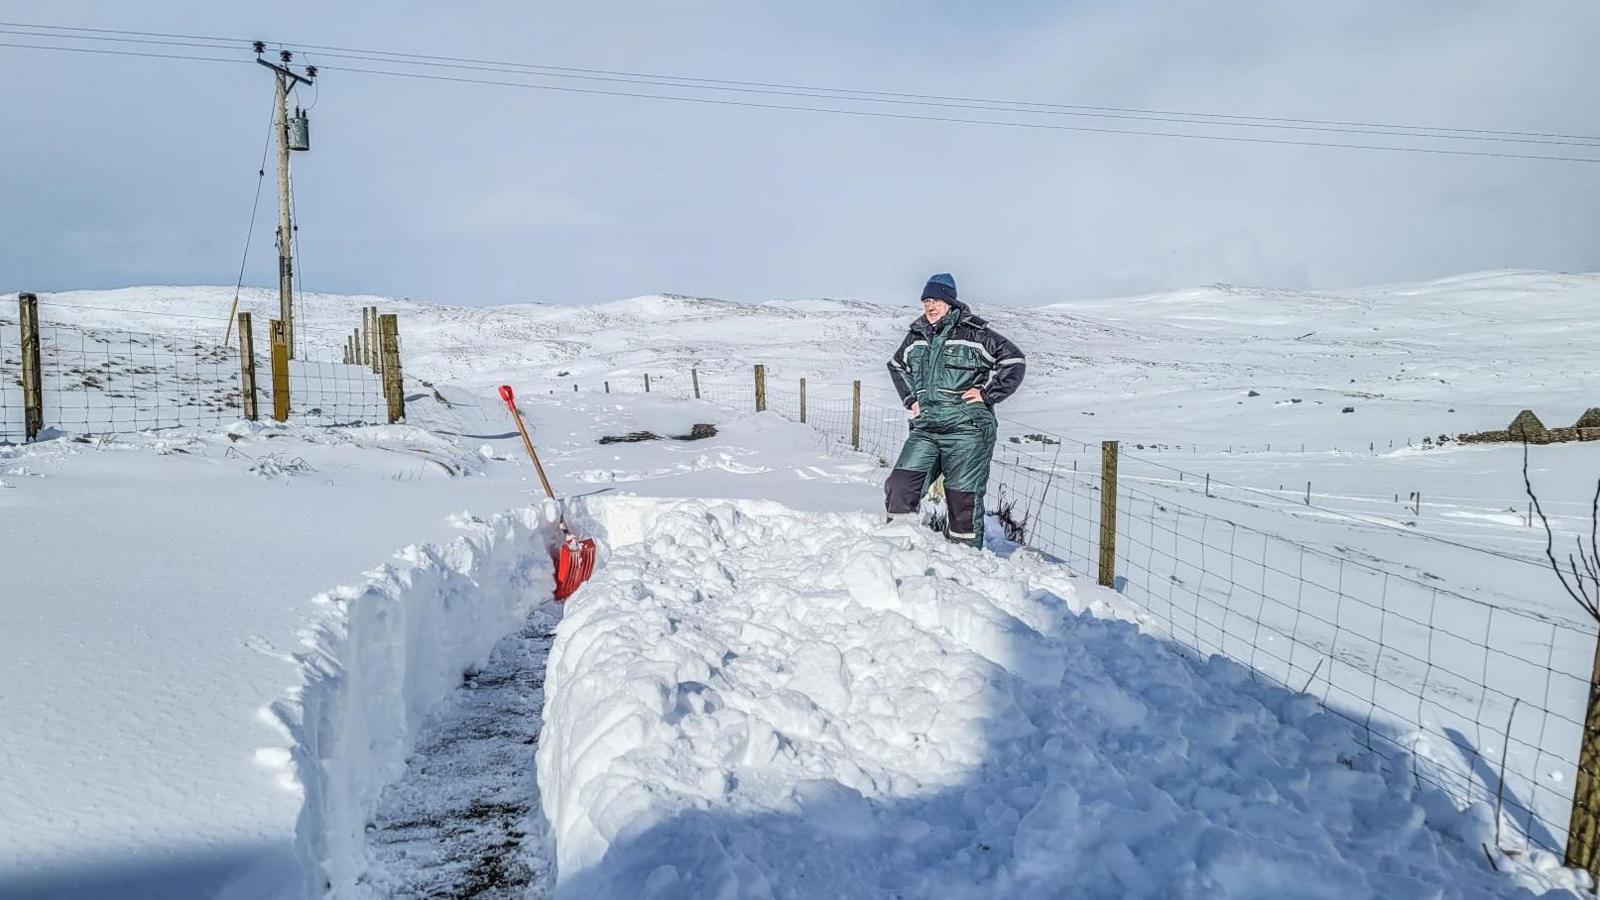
[1523,441,1600,623]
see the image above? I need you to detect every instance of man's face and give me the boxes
[922,298,950,324]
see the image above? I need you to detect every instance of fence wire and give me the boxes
[1104,477,1592,859]
[2,302,392,442]
[0,312,21,438]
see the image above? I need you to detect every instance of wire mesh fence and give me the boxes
[34,321,243,434]
[0,311,23,439]
[267,341,389,428]
[1,298,394,442]
[671,363,1597,865]
[990,441,1595,859]
[1108,481,1591,858]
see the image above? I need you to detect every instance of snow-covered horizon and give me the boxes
[19,264,1596,307]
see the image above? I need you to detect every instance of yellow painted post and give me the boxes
[1098,440,1119,587]
[269,319,290,422]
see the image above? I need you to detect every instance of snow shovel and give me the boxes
[499,385,597,602]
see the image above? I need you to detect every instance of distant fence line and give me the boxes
[1,293,407,443]
[594,362,1600,877]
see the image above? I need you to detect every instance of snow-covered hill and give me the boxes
[29,269,1597,432]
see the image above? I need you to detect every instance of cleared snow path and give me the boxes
[361,616,558,898]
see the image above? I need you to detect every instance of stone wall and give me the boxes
[1459,408,1600,445]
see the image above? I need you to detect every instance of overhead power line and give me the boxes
[310,62,1600,164]
[0,39,248,66]
[3,20,1598,163]
[0,25,241,52]
[284,47,1600,147]
[7,19,1597,145]
[0,20,241,44]
[287,48,1600,150]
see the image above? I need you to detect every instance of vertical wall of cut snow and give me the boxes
[274,505,559,897]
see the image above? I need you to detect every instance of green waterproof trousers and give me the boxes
[883,402,998,548]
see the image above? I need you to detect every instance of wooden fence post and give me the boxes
[604,381,610,394]
[692,368,701,399]
[359,309,370,366]
[379,313,404,423]
[851,380,861,450]
[754,365,766,412]
[1098,440,1119,587]
[269,319,290,422]
[799,378,807,424]
[368,307,381,374]
[645,373,651,393]
[237,312,259,421]
[350,329,360,366]
[18,293,43,441]
[1566,638,1600,878]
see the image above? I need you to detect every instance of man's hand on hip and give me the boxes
[960,388,984,404]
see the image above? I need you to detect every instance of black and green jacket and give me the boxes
[886,300,1026,412]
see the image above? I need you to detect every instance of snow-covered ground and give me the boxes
[0,271,1594,898]
[539,497,1573,898]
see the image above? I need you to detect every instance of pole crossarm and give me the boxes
[255,56,314,87]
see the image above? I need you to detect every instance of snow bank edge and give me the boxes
[273,505,559,898]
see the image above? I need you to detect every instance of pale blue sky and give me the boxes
[1,0,1597,306]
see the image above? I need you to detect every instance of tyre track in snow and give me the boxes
[361,617,557,898]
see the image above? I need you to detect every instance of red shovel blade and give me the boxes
[553,537,598,602]
[498,384,516,409]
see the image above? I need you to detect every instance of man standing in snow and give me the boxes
[885,273,1026,548]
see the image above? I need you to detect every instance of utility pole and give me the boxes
[255,42,316,358]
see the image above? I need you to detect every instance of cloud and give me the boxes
[1,0,1596,306]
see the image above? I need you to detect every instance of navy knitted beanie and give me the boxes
[922,273,957,304]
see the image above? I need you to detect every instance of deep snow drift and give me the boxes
[534,496,1580,898]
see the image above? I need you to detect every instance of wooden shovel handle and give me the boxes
[506,400,558,501]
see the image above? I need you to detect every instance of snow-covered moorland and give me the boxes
[0,271,1595,898]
